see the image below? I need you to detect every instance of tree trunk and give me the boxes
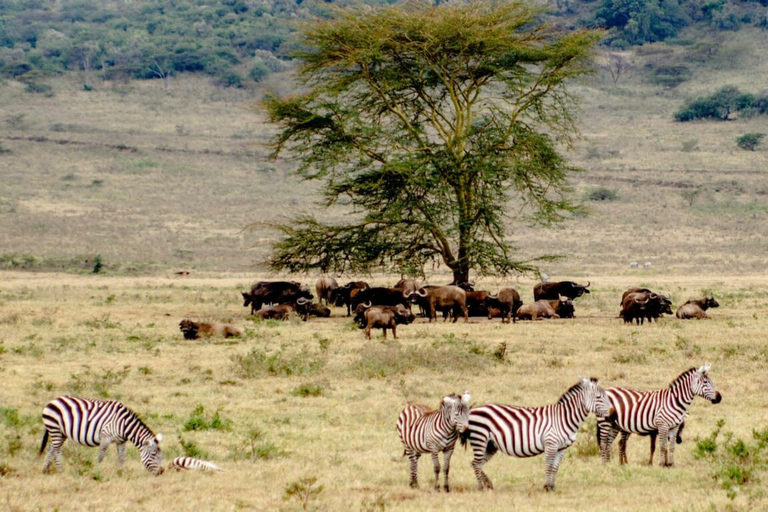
[452,267,470,285]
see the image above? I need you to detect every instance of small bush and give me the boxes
[231,347,325,378]
[650,65,691,88]
[183,404,233,432]
[736,133,765,151]
[585,186,618,202]
[248,59,271,82]
[284,477,324,510]
[291,381,327,397]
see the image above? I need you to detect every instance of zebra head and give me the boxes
[582,378,614,418]
[693,365,722,404]
[443,392,471,433]
[139,433,165,476]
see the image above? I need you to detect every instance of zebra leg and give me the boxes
[43,436,65,474]
[618,431,631,465]
[544,445,567,491]
[406,450,421,488]
[97,437,114,463]
[117,443,127,465]
[441,448,454,492]
[598,421,619,463]
[471,452,495,490]
[431,452,441,491]
[658,426,672,467]
[666,425,680,467]
[648,433,657,465]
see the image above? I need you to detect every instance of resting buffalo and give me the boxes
[362,305,415,339]
[484,288,522,323]
[242,281,313,315]
[533,281,591,301]
[676,297,719,319]
[315,277,339,305]
[252,298,309,320]
[408,285,468,323]
[179,319,242,339]
[515,300,559,320]
[548,295,575,318]
[351,287,410,311]
[296,299,332,321]
[330,281,370,316]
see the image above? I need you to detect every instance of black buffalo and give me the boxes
[330,281,370,316]
[533,281,591,301]
[242,281,313,315]
[351,287,410,311]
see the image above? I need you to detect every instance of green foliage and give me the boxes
[67,366,131,398]
[264,1,600,280]
[179,438,206,459]
[736,133,765,151]
[649,65,691,88]
[585,186,619,202]
[248,59,271,82]
[675,86,767,122]
[92,254,103,274]
[291,381,327,397]
[183,404,233,432]
[695,419,768,501]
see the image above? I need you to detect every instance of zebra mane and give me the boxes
[668,367,698,389]
[557,381,584,405]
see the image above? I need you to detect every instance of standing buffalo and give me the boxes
[241,281,313,315]
[351,287,411,311]
[533,281,591,301]
[409,286,468,323]
[484,288,522,324]
[465,290,491,317]
[315,277,339,305]
[330,281,370,316]
[393,278,421,295]
[676,297,719,319]
[361,305,415,339]
[620,289,673,324]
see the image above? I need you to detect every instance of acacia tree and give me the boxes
[263,1,601,282]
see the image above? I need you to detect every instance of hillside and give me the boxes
[1,25,767,277]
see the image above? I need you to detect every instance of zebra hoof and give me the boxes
[544,484,555,492]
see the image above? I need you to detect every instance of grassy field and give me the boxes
[1,271,767,511]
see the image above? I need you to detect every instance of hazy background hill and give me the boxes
[1,0,767,277]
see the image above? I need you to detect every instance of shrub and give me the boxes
[736,133,765,151]
[248,59,271,82]
[183,404,233,432]
[585,186,618,202]
[675,86,766,122]
[650,65,691,88]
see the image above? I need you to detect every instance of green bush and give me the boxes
[650,65,691,88]
[675,86,765,122]
[248,59,271,82]
[736,133,765,151]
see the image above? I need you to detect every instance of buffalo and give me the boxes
[330,281,370,316]
[242,281,313,315]
[484,288,522,323]
[352,287,411,311]
[296,299,332,321]
[466,290,491,317]
[179,319,242,340]
[533,281,591,301]
[252,297,312,320]
[676,297,719,319]
[515,300,559,320]
[620,289,673,324]
[548,295,575,318]
[408,285,468,323]
[315,277,339,306]
[393,278,421,295]
[361,305,415,339]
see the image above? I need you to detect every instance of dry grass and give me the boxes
[1,271,767,511]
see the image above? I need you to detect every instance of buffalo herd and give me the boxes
[180,278,721,340]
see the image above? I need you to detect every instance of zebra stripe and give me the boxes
[396,392,471,492]
[462,378,612,491]
[169,457,224,472]
[597,365,721,467]
[40,396,164,476]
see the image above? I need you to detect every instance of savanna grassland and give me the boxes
[2,22,768,512]
[1,272,767,512]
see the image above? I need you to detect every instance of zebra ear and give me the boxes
[443,396,453,405]
[155,433,163,443]
[461,392,471,404]
[698,364,711,374]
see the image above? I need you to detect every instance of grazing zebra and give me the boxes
[396,392,471,492]
[461,378,613,491]
[169,456,224,472]
[40,396,164,476]
[597,365,721,467]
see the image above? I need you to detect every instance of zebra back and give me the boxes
[169,456,224,472]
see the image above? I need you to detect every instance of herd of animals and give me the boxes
[35,275,726,492]
[178,277,721,341]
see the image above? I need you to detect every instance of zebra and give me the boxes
[396,392,471,492]
[169,456,224,472]
[40,396,164,476]
[461,377,613,492]
[597,365,721,467]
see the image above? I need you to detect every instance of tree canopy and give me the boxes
[263,0,601,282]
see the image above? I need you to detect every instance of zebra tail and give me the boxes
[39,430,49,455]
